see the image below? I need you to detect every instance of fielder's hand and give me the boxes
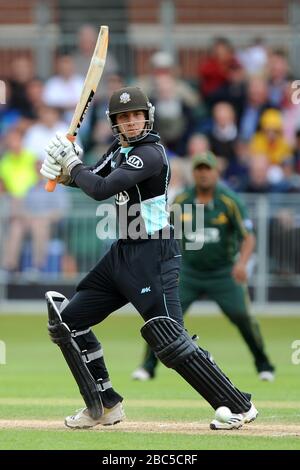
[232,261,247,284]
[45,132,83,175]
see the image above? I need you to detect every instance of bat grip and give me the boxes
[45,134,76,192]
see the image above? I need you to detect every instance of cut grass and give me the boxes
[0,314,299,449]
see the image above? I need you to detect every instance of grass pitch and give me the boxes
[0,313,299,450]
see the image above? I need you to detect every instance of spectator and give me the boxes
[8,56,34,116]
[243,154,284,193]
[168,158,190,203]
[0,82,22,142]
[239,76,272,141]
[281,80,300,147]
[293,128,300,174]
[249,109,292,165]
[208,101,238,172]
[23,105,68,161]
[238,38,268,76]
[43,53,84,120]
[136,50,200,109]
[198,37,241,107]
[25,78,45,120]
[150,73,196,155]
[0,128,37,198]
[268,49,290,107]
[72,24,118,87]
[187,133,210,156]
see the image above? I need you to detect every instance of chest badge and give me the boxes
[211,213,228,225]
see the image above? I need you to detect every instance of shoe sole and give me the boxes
[64,418,123,429]
[209,422,243,430]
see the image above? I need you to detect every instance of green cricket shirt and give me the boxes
[173,183,253,272]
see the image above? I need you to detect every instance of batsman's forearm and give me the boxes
[239,233,256,265]
[71,165,109,200]
[71,160,157,201]
[71,165,132,201]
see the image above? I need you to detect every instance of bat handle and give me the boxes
[45,134,76,192]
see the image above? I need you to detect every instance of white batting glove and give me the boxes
[40,154,72,185]
[45,132,83,175]
[40,154,62,180]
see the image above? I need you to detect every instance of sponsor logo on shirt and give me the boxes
[126,155,143,169]
[185,228,220,244]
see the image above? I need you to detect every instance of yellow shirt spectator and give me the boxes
[249,109,291,165]
[250,132,291,165]
[0,149,38,198]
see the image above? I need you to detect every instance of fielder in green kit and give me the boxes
[132,151,275,382]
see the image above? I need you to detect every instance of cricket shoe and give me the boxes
[258,370,275,382]
[210,402,258,430]
[131,367,153,381]
[65,402,125,429]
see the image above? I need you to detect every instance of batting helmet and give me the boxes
[107,86,155,142]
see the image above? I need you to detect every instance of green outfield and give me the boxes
[0,313,299,450]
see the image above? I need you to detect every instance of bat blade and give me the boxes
[45,25,109,192]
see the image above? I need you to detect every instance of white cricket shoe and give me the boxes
[258,370,275,382]
[65,402,125,429]
[131,367,152,381]
[210,402,258,430]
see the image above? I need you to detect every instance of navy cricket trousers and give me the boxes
[61,236,183,330]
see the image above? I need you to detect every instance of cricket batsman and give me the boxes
[40,87,257,430]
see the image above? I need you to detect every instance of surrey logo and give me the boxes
[120,92,131,104]
[115,191,130,205]
[126,155,143,169]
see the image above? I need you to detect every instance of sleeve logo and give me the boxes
[126,155,143,169]
[115,190,130,205]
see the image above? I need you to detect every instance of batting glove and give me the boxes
[45,132,83,175]
[40,154,72,185]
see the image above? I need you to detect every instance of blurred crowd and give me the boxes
[1,26,300,278]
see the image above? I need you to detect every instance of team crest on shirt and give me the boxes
[126,155,143,169]
[115,191,130,205]
[211,212,228,225]
[120,92,131,104]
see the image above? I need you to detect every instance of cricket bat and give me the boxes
[45,25,109,192]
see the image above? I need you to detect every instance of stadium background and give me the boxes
[0,0,300,452]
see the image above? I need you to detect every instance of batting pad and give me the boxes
[141,316,251,413]
[45,291,104,420]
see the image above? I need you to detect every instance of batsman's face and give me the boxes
[193,164,218,190]
[116,110,146,139]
